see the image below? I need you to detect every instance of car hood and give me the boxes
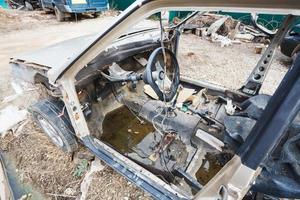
[10,28,160,83]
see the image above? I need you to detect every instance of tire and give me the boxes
[74,13,82,20]
[54,6,65,22]
[93,12,101,18]
[30,99,78,153]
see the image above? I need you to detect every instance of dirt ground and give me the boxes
[0,9,56,34]
[0,8,152,200]
[0,9,291,200]
[178,34,290,95]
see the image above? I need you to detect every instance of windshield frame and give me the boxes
[49,0,300,83]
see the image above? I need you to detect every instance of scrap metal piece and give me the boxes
[0,153,14,200]
[80,159,105,200]
[207,17,228,36]
[195,129,224,151]
[251,13,277,37]
[0,106,27,137]
[240,15,296,96]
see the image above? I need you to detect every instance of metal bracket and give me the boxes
[240,15,296,96]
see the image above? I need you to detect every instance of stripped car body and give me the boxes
[10,1,300,199]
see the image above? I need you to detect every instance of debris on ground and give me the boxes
[0,8,119,34]
[206,17,229,36]
[180,12,269,47]
[80,159,105,200]
[0,105,27,137]
[0,8,57,33]
[211,33,233,47]
[86,167,153,200]
[6,0,41,11]
[1,82,37,104]
[0,122,82,199]
[254,44,264,54]
[76,151,96,161]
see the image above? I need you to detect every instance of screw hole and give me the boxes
[254,74,261,80]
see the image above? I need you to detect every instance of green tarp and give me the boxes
[169,11,294,30]
[109,0,135,10]
[0,0,8,8]
[109,0,299,29]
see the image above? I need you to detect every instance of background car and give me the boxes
[40,0,108,21]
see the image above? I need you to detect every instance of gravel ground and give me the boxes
[178,33,291,95]
[0,121,79,200]
[0,9,292,200]
[0,9,58,34]
[86,167,153,200]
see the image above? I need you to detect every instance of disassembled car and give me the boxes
[10,1,300,199]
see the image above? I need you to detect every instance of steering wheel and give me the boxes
[143,47,180,102]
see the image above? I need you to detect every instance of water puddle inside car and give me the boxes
[101,106,155,154]
[195,153,223,185]
[101,106,225,187]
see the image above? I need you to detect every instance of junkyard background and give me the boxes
[0,1,294,199]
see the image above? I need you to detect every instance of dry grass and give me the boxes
[0,120,81,200]
[0,10,292,200]
[87,167,152,200]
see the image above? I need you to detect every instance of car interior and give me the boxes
[64,12,300,197]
